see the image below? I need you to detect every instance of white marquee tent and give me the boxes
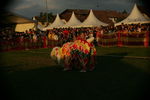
[15,23,36,32]
[62,12,81,28]
[77,9,108,27]
[43,14,65,30]
[37,24,47,31]
[115,4,150,26]
[41,23,53,31]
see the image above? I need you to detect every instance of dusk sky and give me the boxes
[6,0,144,19]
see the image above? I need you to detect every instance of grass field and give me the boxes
[0,47,150,100]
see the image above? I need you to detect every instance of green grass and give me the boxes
[0,47,150,100]
[96,47,150,57]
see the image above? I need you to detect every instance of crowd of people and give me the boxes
[44,23,150,46]
[0,23,149,51]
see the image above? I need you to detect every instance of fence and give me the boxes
[0,31,149,52]
[98,31,149,47]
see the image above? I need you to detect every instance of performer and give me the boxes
[50,36,96,72]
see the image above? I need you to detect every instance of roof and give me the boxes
[138,5,150,18]
[0,10,36,24]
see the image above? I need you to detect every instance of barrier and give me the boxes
[117,32,123,47]
[97,31,149,47]
[144,31,149,48]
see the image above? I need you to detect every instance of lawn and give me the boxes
[0,47,150,100]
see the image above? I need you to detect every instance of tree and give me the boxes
[122,10,127,14]
[40,12,44,18]
[37,12,55,23]
[48,12,54,22]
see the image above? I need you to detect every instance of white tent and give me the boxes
[15,23,36,32]
[77,9,108,27]
[37,24,46,31]
[115,4,150,26]
[44,14,65,30]
[41,23,52,31]
[62,12,81,28]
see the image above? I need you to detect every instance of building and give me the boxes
[0,10,36,32]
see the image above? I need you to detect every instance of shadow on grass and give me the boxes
[0,53,150,100]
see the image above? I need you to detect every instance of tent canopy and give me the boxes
[43,14,65,30]
[15,23,35,32]
[62,12,81,28]
[115,4,150,26]
[77,9,108,27]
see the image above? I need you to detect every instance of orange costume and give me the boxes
[61,39,96,71]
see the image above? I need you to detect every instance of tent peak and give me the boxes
[115,3,150,26]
